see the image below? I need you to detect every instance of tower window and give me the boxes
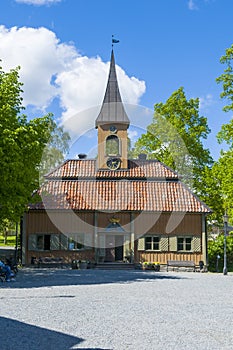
[106,135,120,156]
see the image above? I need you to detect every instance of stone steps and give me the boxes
[95,262,135,270]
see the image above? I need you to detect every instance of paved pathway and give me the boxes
[1,268,233,349]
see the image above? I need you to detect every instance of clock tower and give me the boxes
[95,50,130,170]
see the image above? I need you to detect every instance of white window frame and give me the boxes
[68,233,85,251]
[67,233,92,251]
[177,236,192,252]
[145,235,161,251]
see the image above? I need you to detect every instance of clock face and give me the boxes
[106,157,121,170]
[109,125,117,133]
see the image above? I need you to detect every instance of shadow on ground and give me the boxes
[0,316,110,350]
[0,268,184,289]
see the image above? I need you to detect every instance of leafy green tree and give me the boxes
[216,43,233,112]
[208,123,233,222]
[213,44,233,223]
[208,233,233,272]
[0,64,70,223]
[39,120,70,182]
[133,87,213,194]
[200,165,223,222]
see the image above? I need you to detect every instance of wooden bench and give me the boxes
[167,260,196,272]
[38,257,64,268]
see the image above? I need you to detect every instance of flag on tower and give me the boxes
[112,35,120,44]
[112,38,120,44]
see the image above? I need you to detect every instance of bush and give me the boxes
[208,234,233,272]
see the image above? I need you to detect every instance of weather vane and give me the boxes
[112,34,120,48]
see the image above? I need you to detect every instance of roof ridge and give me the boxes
[45,158,179,180]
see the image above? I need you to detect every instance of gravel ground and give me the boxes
[0,268,233,350]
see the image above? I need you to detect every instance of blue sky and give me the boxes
[0,0,233,160]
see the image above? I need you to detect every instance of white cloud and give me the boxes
[188,0,198,10]
[15,0,61,5]
[199,94,214,109]
[56,56,146,125]
[128,129,138,140]
[0,25,77,109]
[0,25,146,134]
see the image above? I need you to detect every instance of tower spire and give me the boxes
[95,50,130,127]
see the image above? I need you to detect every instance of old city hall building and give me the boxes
[22,50,211,268]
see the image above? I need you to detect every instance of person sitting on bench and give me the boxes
[0,259,15,282]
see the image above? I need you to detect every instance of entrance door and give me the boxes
[105,235,124,262]
[115,235,124,261]
[105,235,115,262]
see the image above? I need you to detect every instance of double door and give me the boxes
[105,235,124,262]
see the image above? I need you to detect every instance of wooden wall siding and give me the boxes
[26,211,95,234]
[136,251,203,265]
[134,212,202,235]
[27,211,201,235]
[26,249,95,265]
[97,212,131,231]
[134,212,161,235]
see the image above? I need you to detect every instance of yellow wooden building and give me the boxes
[23,50,211,268]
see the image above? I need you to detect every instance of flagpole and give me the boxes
[112,35,120,48]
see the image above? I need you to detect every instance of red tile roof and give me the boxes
[31,159,210,213]
[37,180,208,212]
[46,159,178,179]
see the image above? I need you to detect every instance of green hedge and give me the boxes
[208,234,233,272]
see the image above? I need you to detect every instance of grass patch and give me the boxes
[0,235,16,247]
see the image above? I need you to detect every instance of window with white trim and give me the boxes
[37,234,51,250]
[145,236,160,251]
[68,234,84,250]
[28,233,92,251]
[177,237,192,251]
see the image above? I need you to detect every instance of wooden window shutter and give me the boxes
[60,234,68,250]
[50,234,60,250]
[169,236,177,251]
[28,234,37,250]
[84,233,93,250]
[191,236,201,252]
[160,236,168,251]
[137,237,145,251]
